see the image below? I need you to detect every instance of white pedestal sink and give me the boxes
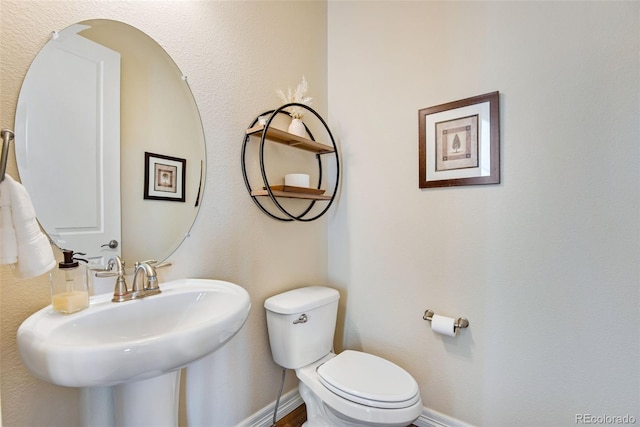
[17,279,251,426]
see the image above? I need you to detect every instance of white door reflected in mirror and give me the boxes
[16,24,121,265]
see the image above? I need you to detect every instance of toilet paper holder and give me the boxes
[423,310,469,331]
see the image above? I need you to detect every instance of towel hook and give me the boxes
[1,129,15,183]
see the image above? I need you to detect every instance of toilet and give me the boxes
[264,286,422,427]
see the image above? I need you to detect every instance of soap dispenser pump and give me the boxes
[50,249,89,314]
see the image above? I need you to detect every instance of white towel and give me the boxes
[0,177,18,264]
[0,175,56,279]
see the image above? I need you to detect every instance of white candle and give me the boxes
[284,173,310,188]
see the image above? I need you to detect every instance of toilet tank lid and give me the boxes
[264,286,339,314]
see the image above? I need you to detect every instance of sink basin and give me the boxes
[17,279,251,388]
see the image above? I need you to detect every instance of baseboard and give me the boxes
[237,388,304,427]
[414,407,474,427]
[238,388,473,427]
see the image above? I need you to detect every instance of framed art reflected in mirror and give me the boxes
[144,152,186,202]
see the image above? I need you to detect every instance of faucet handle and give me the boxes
[137,259,172,269]
[106,256,125,274]
[133,260,171,275]
[94,269,117,278]
[102,256,130,302]
[145,262,171,294]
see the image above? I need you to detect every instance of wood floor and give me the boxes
[275,404,417,427]
[275,403,307,427]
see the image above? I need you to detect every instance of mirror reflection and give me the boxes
[15,19,206,266]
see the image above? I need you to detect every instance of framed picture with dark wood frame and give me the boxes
[144,152,186,202]
[419,91,500,188]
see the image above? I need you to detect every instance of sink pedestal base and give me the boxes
[81,371,181,427]
[81,386,116,426]
[114,371,181,427]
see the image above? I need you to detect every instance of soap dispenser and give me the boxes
[50,249,89,314]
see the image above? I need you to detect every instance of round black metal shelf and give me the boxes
[241,103,340,222]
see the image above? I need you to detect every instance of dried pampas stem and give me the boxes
[276,76,313,119]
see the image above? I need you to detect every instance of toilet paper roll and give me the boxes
[284,173,310,188]
[431,314,457,337]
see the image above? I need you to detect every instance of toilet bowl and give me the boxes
[297,352,422,427]
[264,286,422,427]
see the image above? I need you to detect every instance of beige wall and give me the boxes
[1,1,327,426]
[327,2,639,426]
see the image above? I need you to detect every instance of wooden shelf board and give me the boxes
[246,124,334,154]
[251,189,332,200]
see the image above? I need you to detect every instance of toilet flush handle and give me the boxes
[293,314,308,324]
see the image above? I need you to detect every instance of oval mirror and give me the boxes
[15,19,206,266]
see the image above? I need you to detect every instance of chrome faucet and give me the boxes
[131,259,171,298]
[95,256,171,302]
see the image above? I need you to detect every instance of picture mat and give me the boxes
[435,115,479,172]
[146,156,184,199]
[425,101,491,181]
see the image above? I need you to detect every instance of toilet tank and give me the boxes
[264,286,339,369]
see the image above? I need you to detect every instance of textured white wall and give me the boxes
[327,2,639,426]
[0,1,327,426]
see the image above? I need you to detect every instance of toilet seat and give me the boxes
[317,350,420,409]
